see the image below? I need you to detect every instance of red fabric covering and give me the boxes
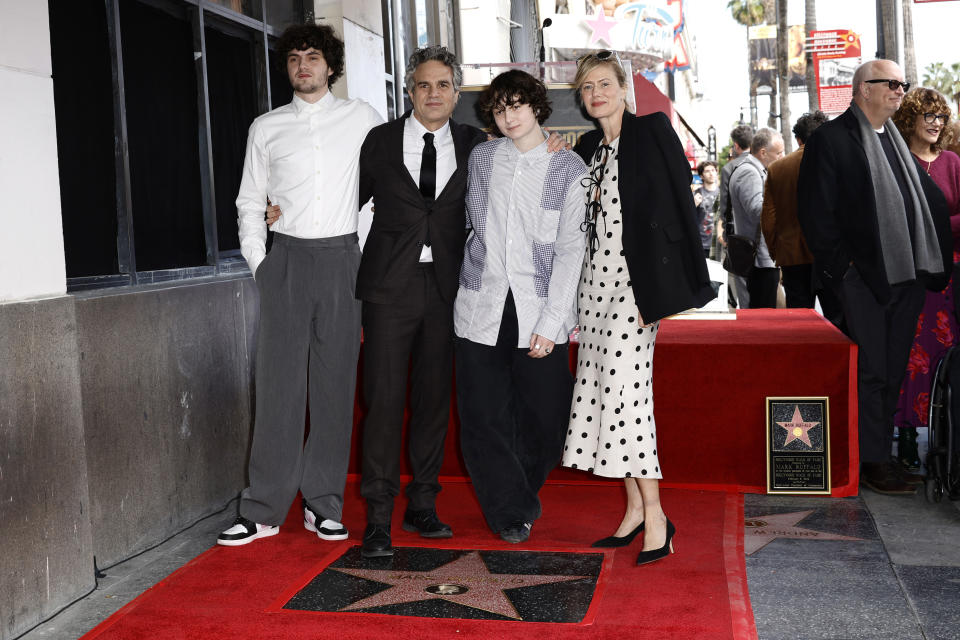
[349,309,858,497]
[82,484,755,640]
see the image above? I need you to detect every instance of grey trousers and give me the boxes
[240,232,362,525]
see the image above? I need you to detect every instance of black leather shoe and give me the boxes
[402,509,453,538]
[361,523,393,558]
[500,522,532,544]
[861,462,916,495]
[591,521,644,548]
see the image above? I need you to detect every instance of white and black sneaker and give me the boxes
[303,499,348,541]
[217,516,279,546]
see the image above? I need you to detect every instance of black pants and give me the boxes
[455,292,573,533]
[781,264,816,308]
[836,267,925,463]
[747,266,780,308]
[360,264,453,524]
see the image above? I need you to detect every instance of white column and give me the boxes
[0,1,67,302]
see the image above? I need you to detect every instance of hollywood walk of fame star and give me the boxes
[331,551,589,620]
[583,5,616,47]
[744,510,863,555]
[777,405,820,448]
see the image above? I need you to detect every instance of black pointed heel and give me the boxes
[636,518,675,565]
[590,521,644,548]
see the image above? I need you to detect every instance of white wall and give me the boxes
[0,1,67,302]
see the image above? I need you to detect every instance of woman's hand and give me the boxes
[638,312,654,328]
[527,334,556,358]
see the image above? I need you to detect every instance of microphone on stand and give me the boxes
[539,18,552,80]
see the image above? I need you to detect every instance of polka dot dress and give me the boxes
[561,137,661,479]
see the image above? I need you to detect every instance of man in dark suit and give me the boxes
[798,59,951,494]
[355,46,486,557]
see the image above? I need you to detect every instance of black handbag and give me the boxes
[723,233,758,277]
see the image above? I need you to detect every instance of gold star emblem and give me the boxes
[776,405,820,448]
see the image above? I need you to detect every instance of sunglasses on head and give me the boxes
[864,78,910,92]
[922,112,950,126]
[577,49,623,67]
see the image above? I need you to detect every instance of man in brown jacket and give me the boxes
[761,111,841,326]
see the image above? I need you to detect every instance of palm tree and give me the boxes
[727,0,765,127]
[902,0,917,85]
[879,0,897,60]
[922,62,960,103]
[762,0,777,129]
[776,0,792,153]
[804,0,818,111]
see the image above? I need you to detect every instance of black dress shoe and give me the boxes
[636,518,676,566]
[361,523,393,558]
[861,462,916,495]
[402,509,453,538]
[500,522,532,544]
[591,521,644,548]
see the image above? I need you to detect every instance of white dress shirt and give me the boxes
[454,137,587,347]
[402,115,456,262]
[236,92,384,274]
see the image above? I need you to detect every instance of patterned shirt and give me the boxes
[454,136,587,347]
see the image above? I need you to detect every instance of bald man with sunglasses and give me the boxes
[798,59,952,495]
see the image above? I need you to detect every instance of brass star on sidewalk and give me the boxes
[744,510,863,555]
[776,405,820,448]
[332,551,589,620]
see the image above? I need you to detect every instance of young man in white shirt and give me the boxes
[218,24,382,546]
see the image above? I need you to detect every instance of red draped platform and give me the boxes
[349,308,858,497]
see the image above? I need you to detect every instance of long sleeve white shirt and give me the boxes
[236,92,383,274]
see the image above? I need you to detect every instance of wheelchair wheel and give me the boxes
[926,476,944,503]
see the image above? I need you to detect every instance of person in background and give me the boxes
[694,160,719,258]
[798,60,951,495]
[729,127,785,309]
[761,110,842,323]
[719,125,755,308]
[453,70,586,545]
[561,51,715,566]
[892,87,960,472]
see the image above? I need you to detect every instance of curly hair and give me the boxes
[404,46,462,92]
[477,70,552,134]
[275,24,344,86]
[893,87,954,153]
[792,110,828,145]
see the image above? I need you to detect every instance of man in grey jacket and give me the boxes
[729,127,784,308]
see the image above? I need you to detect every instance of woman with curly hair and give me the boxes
[892,87,960,470]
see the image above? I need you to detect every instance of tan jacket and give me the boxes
[761,147,814,266]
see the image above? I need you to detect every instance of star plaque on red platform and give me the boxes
[765,397,830,494]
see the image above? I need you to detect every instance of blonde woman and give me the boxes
[561,52,715,564]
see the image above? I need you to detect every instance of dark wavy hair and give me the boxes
[275,24,344,86]
[792,110,828,145]
[697,160,718,176]
[893,87,954,153]
[477,70,552,134]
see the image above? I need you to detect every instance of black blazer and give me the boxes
[575,110,716,323]
[355,112,486,304]
[797,107,951,303]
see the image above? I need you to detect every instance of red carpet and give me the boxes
[347,308,858,496]
[82,483,756,639]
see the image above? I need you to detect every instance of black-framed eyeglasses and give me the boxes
[864,78,910,92]
[922,112,950,126]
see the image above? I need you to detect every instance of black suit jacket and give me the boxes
[797,107,951,303]
[575,111,716,323]
[356,112,486,304]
